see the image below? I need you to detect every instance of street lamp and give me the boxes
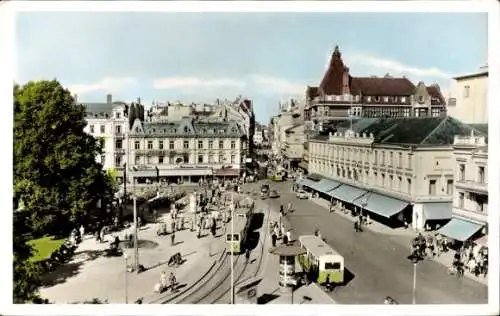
[408,243,421,304]
[123,253,129,304]
[230,192,235,304]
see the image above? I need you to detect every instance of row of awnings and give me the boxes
[296,178,452,221]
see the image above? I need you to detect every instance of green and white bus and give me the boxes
[298,235,344,284]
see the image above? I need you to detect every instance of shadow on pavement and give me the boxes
[72,249,105,262]
[249,212,264,231]
[257,293,279,304]
[40,262,84,287]
[246,231,260,251]
[338,267,355,286]
[173,283,188,293]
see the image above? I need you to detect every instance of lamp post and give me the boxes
[123,253,129,304]
[409,242,420,304]
[131,167,140,272]
[230,192,235,304]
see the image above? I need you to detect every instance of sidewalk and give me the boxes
[39,212,227,303]
[309,195,488,286]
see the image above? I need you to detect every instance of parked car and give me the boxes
[384,296,399,305]
[296,190,308,199]
[270,190,280,198]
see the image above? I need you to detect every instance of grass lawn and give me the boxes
[27,236,65,263]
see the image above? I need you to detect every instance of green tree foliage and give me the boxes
[14,80,115,236]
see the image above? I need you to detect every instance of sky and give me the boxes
[15,12,487,123]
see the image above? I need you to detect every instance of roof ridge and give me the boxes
[419,117,448,145]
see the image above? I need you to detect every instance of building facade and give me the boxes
[436,132,488,247]
[283,124,305,169]
[304,46,447,131]
[447,67,488,124]
[127,118,246,183]
[306,117,483,231]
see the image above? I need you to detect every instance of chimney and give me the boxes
[106,94,112,104]
[137,97,141,104]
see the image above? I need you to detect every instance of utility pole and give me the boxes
[230,192,235,304]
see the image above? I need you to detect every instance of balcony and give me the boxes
[115,148,125,154]
[455,179,488,194]
[114,131,125,138]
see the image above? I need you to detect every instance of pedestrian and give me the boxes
[283,234,288,245]
[100,226,106,243]
[271,233,277,247]
[354,222,359,232]
[153,209,158,223]
[171,232,175,246]
[79,225,85,240]
[366,214,370,225]
[286,230,292,243]
[171,221,176,234]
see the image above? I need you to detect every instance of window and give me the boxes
[390,152,393,165]
[159,156,164,164]
[146,156,151,164]
[208,154,214,163]
[115,155,122,167]
[458,192,465,208]
[231,141,236,149]
[407,178,412,194]
[198,155,204,163]
[459,164,465,181]
[159,141,164,150]
[389,175,394,188]
[381,152,385,165]
[401,97,407,103]
[116,125,122,134]
[208,141,213,149]
[403,108,410,117]
[198,141,203,149]
[407,154,412,168]
[381,173,385,187]
[115,139,122,149]
[219,154,224,163]
[398,176,402,190]
[226,234,239,242]
[100,125,105,133]
[231,155,236,164]
[418,95,424,103]
[367,96,372,102]
[89,125,95,133]
[446,179,453,195]
[219,140,224,149]
[169,156,175,164]
[383,96,389,103]
[478,166,485,184]
[134,141,140,150]
[374,150,378,164]
[183,141,189,149]
[101,155,105,165]
[183,153,189,163]
[464,85,470,98]
[170,141,175,149]
[325,262,341,270]
[147,141,153,149]
[429,179,437,195]
[135,156,140,165]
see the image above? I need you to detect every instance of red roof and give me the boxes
[318,46,416,97]
[351,77,415,96]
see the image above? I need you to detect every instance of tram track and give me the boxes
[208,202,271,304]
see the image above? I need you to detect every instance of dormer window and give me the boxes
[383,96,389,103]
[374,96,380,102]
[366,96,371,102]
[174,129,177,133]
[184,126,188,133]
[116,113,121,119]
[135,127,139,132]
[152,128,156,133]
[163,128,166,133]
[231,128,236,133]
[401,97,407,103]
[418,95,424,103]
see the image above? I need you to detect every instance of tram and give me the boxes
[298,235,345,284]
[226,216,249,254]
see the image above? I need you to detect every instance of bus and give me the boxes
[226,215,249,254]
[298,235,344,284]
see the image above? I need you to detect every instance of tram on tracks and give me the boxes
[226,216,249,254]
[298,235,345,284]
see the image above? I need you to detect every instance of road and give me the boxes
[242,180,488,304]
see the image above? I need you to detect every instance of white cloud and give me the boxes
[249,75,305,95]
[66,77,137,95]
[153,76,246,90]
[346,52,452,79]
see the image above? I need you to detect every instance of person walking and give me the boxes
[79,225,85,241]
[271,233,277,247]
[245,249,251,264]
[171,232,176,246]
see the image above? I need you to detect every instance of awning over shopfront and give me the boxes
[214,168,240,176]
[423,202,452,220]
[296,178,320,190]
[354,192,409,218]
[328,184,367,204]
[437,217,484,242]
[129,170,157,178]
[315,179,342,195]
[159,169,213,177]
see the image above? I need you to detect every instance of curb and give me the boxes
[149,259,217,304]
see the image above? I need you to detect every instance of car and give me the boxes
[270,190,280,198]
[296,190,308,199]
[384,296,399,305]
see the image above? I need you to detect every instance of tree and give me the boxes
[14,80,115,236]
